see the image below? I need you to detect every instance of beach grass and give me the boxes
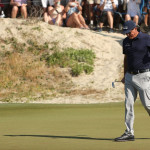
[1,101,150,150]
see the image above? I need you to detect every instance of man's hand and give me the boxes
[121,77,125,84]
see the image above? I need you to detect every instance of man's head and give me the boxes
[123,20,139,39]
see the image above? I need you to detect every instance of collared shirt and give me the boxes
[123,32,150,71]
[100,0,118,12]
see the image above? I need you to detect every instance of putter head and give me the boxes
[112,82,115,88]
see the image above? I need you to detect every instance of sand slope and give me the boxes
[0,18,125,103]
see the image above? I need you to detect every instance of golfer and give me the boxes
[115,20,150,142]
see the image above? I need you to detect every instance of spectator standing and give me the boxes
[98,0,118,33]
[144,0,150,28]
[83,0,101,26]
[144,0,148,27]
[125,0,141,25]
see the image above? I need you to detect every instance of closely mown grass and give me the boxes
[1,102,150,150]
[0,35,96,102]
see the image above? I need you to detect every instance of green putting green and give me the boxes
[0,101,150,150]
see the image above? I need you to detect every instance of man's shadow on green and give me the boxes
[4,135,150,141]
[4,134,113,141]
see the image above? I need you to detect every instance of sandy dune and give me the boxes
[0,18,126,103]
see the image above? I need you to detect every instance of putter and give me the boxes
[112,79,122,88]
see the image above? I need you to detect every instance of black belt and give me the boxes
[128,69,150,75]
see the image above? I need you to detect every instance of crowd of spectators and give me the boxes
[0,0,150,33]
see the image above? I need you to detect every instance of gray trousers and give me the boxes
[125,72,150,135]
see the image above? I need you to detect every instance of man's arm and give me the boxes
[122,55,127,83]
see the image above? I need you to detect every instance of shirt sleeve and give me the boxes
[147,35,150,47]
[123,39,126,54]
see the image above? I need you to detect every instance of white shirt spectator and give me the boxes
[41,0,54,7]
[100,0,118,12]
